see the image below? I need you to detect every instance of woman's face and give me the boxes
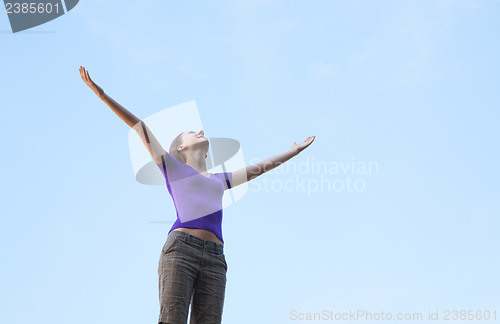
[181,129,208,148]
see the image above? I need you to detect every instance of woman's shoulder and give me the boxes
[155,150,185,175]
[212,171,232,190]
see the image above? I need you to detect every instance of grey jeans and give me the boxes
[158,230,227,324]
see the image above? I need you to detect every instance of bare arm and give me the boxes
[79,66,140,128]
[231,136,315,188]
[79,66,165,164]
[98,91,141,128]
[133,121,165,164]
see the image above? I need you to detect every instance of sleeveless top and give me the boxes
[156,150,232,243]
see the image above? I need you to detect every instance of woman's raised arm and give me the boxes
[231,136,315,188]
[79,66,165,163]
[79,66,140,128]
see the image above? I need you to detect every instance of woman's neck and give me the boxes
[185,151,208,173]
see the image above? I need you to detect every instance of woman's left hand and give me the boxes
[292,136,315,154]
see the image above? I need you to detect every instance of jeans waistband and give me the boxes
[168,230,224,254]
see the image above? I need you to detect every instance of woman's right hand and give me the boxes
[79,66,104,97]
[291,136,315,155]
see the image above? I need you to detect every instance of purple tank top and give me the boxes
[156,150,232,243]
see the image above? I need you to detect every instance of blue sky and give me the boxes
[1,1,499,323]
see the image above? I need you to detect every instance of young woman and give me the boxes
[79,66,315,324]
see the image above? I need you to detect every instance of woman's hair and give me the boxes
[169,131,187,164]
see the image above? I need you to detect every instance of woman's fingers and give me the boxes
[303,136,313,143]
[299,136,315,151]
[81,67,91,83]
[87,71,95,84]
[80,68,86,81]
[79,66,95,87]
[80,66,88,79]
[79,66,86,80]
[292,136,314,154]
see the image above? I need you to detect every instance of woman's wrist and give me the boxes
[94,85,104,98]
